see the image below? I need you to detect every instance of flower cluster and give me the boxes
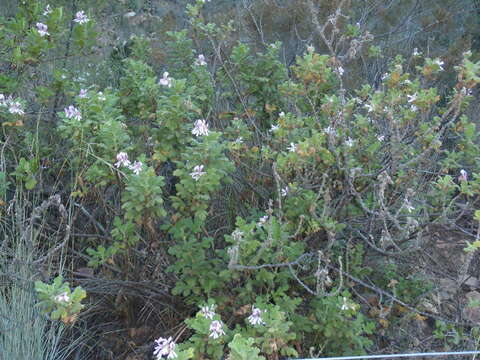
[198,303,266,341]
[190,165,206,181]
[209,320,225,339]
[153,337,177,359]
[114,152,143,175]
[194,54,207,66]
[0,94,25,115]
[43,4,52,16]
[257,215,269,227]
[200,304,216,319]
[74,11,89,24]
[54,292,70,303]
[64,105,82,121]
[459,169,468,182]
[340,297,356,311]
[247,306,265,326]
[433,58,444,71]
[36,23,49,37]
[159,72,173,87]
[78,89,88,98]
[192,119,209,136]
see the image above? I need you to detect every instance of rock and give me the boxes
[458,274,479,289]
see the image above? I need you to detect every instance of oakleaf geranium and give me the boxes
[190,165,206,181]
[64,105,82,121]
[74,11,89,24]
[192,119,209,136]
[209,320,225,339]
[153,337,177,359]
[247,306,265,326]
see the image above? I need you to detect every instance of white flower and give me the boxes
[345,137,354,147]
[407,93,417,103]
[153,337,177,359]
[279,111,285,117]
[234,137,244,144]
[307,45,315,53]
[269,124,279,133]
[340,297,354,311]
[434,58,444,71]
[209,320,225,339]
[97,91,106,101]
[459,169,468,182]
[336,66,344,76]
[55,292,70,303]
[192,119,209,136]
[324,126,336,136]
[403,79,412,85]
[194,54,207,66]
[257,215,268,226]
[200,304,216,319]
[412,48,421,57]
[410,104,418,112]
[8,101,24,115]
[199,0,211,3]
[231,229,244,242]
[381,73,388,81]
[64,105,82,120]
[190,165,206,181]
[287,142,297,152]
[281,186,289,197]
[36,23,49,37]
[43,4,52,16]
[78,89,88,98]
[248,306,265,326]
[74,11,89,24]
[364,103,373,112]
[0,94,6,107]
[404,199,414,213]
[129,161,143,175]
[115,152,131,168]
[377,135,385,142]
[159,72,173,87]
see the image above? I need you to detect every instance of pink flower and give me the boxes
[194,54,207,66]
[153,337,177,359]
[78,89,88,98]
[192,119,209,136]
[247,306,265,326]
[200,304,216,319]
[459,169,468,182]
[129,161,143,175]
[55,292,70,303]
[190,165,206,181]
[74,11,89,24]
[64,105,82,120]
[159,72,172,87]
[209,320,225,339]
[8,101,24,115]
[43,4,52,16]
[36,23,49,37]
[114,152,130,168]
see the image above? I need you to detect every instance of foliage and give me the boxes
[1,0,480,358]
[35,275,87,325]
